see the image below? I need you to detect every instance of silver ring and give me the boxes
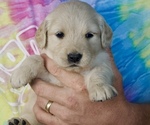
[45,100,53,114]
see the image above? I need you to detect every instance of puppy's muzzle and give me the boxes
[68,53,82,64]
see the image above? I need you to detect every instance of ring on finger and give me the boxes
[45,100,53,115]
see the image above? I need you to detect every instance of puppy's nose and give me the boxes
[68,53,82,63]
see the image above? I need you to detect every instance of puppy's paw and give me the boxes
[8,118,30,125]
[10,68,33,88]
[89,84,117,101]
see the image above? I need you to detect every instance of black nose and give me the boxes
[68,53,82,63]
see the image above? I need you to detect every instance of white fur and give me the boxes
[10,1,117,125]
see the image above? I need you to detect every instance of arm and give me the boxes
[30,52,150,125]
[133,104,150,125]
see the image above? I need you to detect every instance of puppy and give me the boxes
[9,1,117,125]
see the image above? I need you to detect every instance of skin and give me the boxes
[31,49,150,125]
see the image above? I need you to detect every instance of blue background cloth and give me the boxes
[91,0,150,103]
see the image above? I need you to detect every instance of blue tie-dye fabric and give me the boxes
[89,0,150,103]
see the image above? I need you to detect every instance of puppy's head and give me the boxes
[36,1,112,72]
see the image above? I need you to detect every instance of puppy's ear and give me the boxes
[35,20,48,49]
[97,15,113,48]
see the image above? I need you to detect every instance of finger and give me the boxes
[36,96,50,112]
[36,97,71,122]
[33,102,67,125]
[106,48,124,95]
[36,96,61,116]
[41,54,84,91]
[51,102,81,124]
[31,79,79,108]
[36,96,81,124]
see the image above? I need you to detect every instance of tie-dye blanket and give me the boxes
[0,0,150,124]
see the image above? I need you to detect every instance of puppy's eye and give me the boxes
[85,32,94,39]
[55,31,64,39]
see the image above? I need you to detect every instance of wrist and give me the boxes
[126,102,150,125]
[135,104,150,125]
[115,101,144,125]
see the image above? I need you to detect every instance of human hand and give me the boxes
[30,49,140,125]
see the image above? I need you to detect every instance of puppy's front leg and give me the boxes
[11,55,49,88]
[84,65,117,101]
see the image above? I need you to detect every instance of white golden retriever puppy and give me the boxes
[9,1,117,125]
